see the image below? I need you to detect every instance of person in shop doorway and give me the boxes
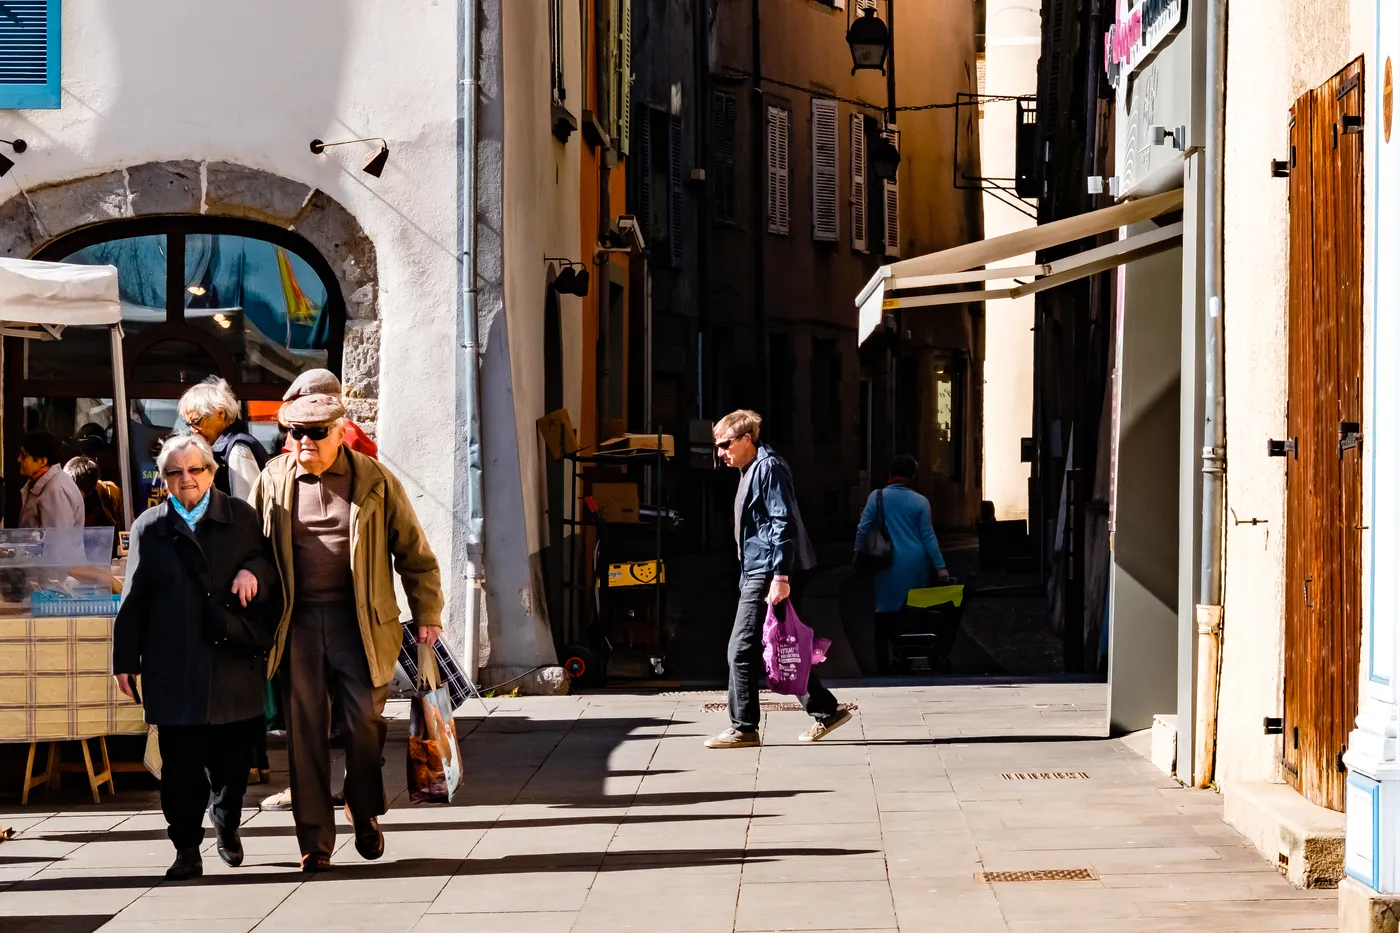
[854,455,949,675]
[706,409,851,749]
[17,431,84,528]
[111,434,281,881]
[180,376,268,503]
[63,456,123,529]
[251,369,443,872]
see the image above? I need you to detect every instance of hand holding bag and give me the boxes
[406,644,463,804]
[762,599,831,696]
[854,489,894,571]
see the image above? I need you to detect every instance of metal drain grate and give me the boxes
[701,701,859,713]
[1000,771,1090,781]
[976,868,1098,883]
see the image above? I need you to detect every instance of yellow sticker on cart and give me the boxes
[607,561,665,587]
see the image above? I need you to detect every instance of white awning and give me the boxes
[857,189,1184,343]
[0,256,121,332]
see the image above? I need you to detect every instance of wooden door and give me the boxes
[1282,58,1365,811]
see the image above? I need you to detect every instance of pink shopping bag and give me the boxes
[762,599,830,696]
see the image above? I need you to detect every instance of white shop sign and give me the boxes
[1103,0,1186,89]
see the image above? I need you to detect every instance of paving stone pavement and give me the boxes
[0,682,1338,932]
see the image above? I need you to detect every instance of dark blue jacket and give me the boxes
[736,445,815,577]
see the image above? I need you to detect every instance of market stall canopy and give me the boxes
[856,189,1184,344]
[0,256,121,336]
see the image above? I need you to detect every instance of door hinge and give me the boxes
[1339,421,1363,458]
[1263,716,1284,735]
[1342,115,1363,135]
[1268,437,1298,458]
[1271,158,1290,178]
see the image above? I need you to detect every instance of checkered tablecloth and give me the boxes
[0,615,147,743]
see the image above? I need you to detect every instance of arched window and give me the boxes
[5,217,346,522]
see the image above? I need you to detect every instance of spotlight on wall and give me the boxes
[546,259,591,298]
[309,136,390,177]
[0,138,28,178]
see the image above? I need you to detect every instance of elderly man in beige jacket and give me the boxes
[251,370,442,873]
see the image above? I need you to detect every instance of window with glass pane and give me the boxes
[25,234,169,381]
[185,235,332,382]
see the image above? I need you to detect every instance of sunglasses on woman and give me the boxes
[288,425,332,441]
[163,465,210,479]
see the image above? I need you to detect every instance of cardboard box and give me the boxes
[597,433,676,458]
[535,408,579,460]
[591,482,640,522]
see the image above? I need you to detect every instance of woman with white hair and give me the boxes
[112,433,282,881]
[178,376,267,502]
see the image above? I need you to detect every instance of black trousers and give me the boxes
[157,718,259,850]
[728,571,839,733]
[280,602,389,859]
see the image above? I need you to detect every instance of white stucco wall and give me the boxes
[1215,0,1370,785]
[979,0,1040,522]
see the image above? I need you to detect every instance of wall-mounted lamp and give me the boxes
[0,137,28,178]
[546,258,590,297]
[309,136,390,177]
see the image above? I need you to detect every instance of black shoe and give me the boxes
[165,846,203,881]
[353,816,385,861]
[215,825,243,867]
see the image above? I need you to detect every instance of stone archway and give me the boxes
[0,161,381,431]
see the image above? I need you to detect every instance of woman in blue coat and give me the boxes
[854,455,948,674]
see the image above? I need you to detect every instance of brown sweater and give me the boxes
[291,448,354,604]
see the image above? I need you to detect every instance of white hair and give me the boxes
[155,433,217,475]
[178,376,241,425]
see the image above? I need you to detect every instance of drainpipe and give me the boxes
[1193,0,1226,789]
[460,0,486,681]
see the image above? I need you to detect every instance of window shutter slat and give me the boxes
[668,114,684,265]
[811,99,840,242]
[767,106,790,236]
[0,0,59,109]
[607,0,620,138]
[712,91,738,225]
[882,126,900,257]
[618,0,633,155]
[851,114,868,252]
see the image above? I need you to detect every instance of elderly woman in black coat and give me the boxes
[112,433,281,881]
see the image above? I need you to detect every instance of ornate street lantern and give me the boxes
[846,6,891,75]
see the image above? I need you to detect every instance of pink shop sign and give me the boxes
[1104,0,1185,89]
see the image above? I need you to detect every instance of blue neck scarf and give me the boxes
[170,490,211,530]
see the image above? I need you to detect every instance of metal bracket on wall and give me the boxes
[1271,158,1291,178]
[1263,717,1284,735]
[1342,115,1363,136]
[1338,421,1362,458]
[1267,437,1298,458]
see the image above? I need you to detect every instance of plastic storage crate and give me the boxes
[31,591,121,617]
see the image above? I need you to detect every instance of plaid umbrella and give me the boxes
[398,621,474,712]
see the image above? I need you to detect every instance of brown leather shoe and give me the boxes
[300,853,333,873]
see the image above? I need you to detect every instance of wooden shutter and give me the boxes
[713,91,738,225]
[668,114,684,265]
[767,105,790,236]
[882,125,900,257]
[618,0,633,155]
[811,99,840,242]
[0,0,59,110]
[634,106,653,243]
[607,0,620,138]
[850,114,868,251]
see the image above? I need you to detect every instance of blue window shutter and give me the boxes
[0,0,60,109]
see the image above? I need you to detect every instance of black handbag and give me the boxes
[205,592,276,657]
[855,489,895,571]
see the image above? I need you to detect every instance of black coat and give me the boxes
[112,490,282,726]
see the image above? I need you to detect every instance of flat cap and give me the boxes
[278,368,346,426]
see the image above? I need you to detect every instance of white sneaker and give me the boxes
[798,709,852,743]
[261,787,293,810]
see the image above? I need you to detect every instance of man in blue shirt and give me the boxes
[706,410,850,748]
[855,455,949,674]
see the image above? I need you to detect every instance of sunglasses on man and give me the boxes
[715,433,749,451]
[288,425,332,441]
